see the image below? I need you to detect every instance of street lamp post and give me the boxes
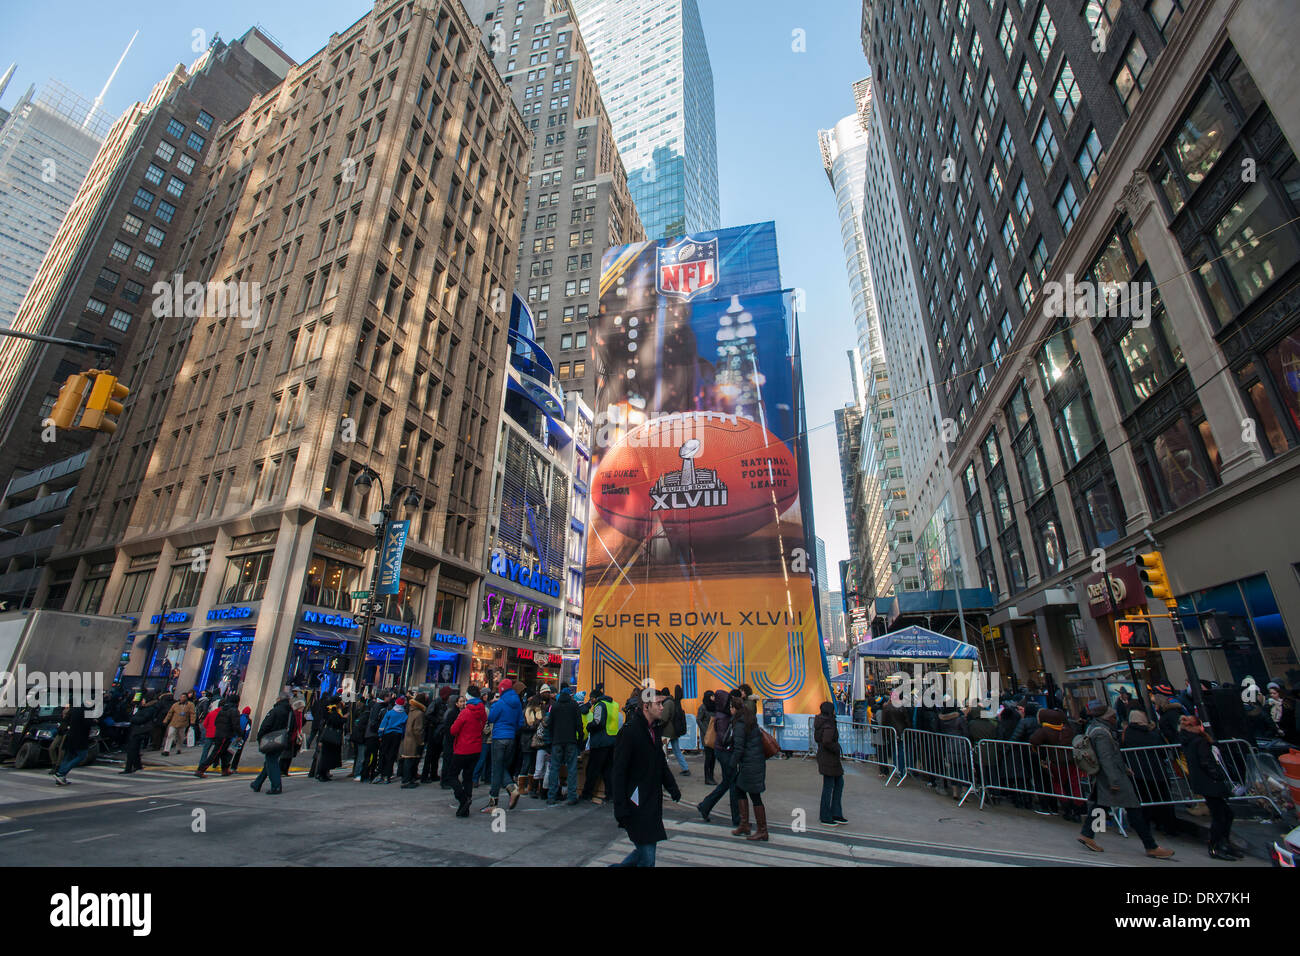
[349,467,420,701]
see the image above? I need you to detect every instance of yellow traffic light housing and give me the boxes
[49,373,91,429]
[80,371,129,433]
[1137,551,1177,609]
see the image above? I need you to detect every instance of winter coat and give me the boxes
[349,703,370,744]
[965,715,998,744]
[365,699,387,738]
[427,697,449,738]
[1028,709,1073,748]
[214,703,241,739]
[201,706,220,739]
[937,710,968,737]
[730,714,767,795]
[659,697,683,740]
[399,699,427,759]
[814,713,843,777]
[164,700,196,730]
[1011,713,1039,743]
[257,699,292,739]
[436,701,460,739]
[710,690,733,751]
[130,702,160,737]
[1179,730,1232,799]
[610,706,680,846]
[450,699,487,755]
[1085,719,1140,808]
[880,702,909,735]
[61,707,92,750]
[379,706,407,737]
[914,707,940,734]
[696,702,713,742]
[1157,699,1186,744]
[548,691,581,746]
[487,689,524,741]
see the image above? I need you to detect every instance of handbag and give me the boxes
[703,721,717,749]
[185,726,196,749]
[320,724,343,747]
[258,727,288,755]
[531,712,551,750]
[759,726,781,759]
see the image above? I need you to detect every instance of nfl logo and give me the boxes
[656,236,719,302]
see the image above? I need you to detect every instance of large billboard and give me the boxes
[578,221,832,715]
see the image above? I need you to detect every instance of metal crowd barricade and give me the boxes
[1121,738,1284,817]
[901,729,977,805]
[975,739,1089,811]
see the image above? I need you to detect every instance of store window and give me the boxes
[303,556,363,611]
[164,561,206,608]
[114,570,153,615]
[218,550,274,603]
[77,575,109,613]
[432,589,464,632]
[1178,574,1299,685]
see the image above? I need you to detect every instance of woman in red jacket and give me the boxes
[449,686,488,817]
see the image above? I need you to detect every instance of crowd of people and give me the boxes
[869,675,1300,861]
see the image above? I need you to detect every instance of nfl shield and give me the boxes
[656,236,719,302]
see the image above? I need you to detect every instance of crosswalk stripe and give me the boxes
[664,833,856,867]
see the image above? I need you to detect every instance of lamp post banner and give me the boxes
[377,520,410,596]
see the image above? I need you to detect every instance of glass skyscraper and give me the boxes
[571,0,720,240]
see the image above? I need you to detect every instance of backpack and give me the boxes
[1072,729,1101,776]
[671,698,687,737]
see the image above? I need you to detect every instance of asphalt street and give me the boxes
[0,752,1271,866]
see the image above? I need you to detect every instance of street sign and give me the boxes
[351,590,371,600]
[981,625,1001,641]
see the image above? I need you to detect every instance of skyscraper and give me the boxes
[0,79,107,329]
[819,85,916,602]
[461,0,644,406]
[861,0,1300,691]
[37,1,531,721]
[571,0,720,239]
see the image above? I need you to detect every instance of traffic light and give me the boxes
[79,371,129,433]
[1136,551,1177,609]
[49,373,91,429]
[1116,618,1152,648]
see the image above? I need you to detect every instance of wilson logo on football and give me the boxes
[656,236,718,302]
[650,439,729,512]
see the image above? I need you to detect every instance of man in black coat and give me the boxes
[545,684,582,804]
[122,696,158,774]
[53,704,93,785]
[251,693,293,794]
[196,696,240,777]
[610,688,681,867]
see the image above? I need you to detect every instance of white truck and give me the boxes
[0,609,132,768]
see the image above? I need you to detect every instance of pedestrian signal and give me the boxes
[1116,619,1152,648]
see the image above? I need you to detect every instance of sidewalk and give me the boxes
[98,741,314,775]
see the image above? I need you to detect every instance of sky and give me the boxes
[0,0,868,578]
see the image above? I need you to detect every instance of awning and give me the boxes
[853,625,980,661]
[828,672,851,684]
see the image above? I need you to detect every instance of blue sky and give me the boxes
[0,0,868,578]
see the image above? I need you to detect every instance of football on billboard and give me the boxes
[592,411,799,543]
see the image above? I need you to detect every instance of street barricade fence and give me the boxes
[975,739,1089,811]
[901,729,977,806]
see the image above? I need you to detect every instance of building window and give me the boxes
[122,214,143,235]
[1033,116,1059,173]
[85,298,107,315]
[109,309,132,332]
[156,200,176,223]
[108,240,131,261]
[164,561,207,608]
[133,252,156,273]
[1031,237,1051,282]
[1113,37,1151,114]
[186,131,206,152]
[303,556,364,611]
[122,280,144,303]
[1147,0,1184,40]
[1013,176,1033,226]
[165,118,185,139]
[218,550,275,603]
[144,163,165,185]
[1076,127,1104,188]
[1017,59,1038,114]
[1033,3,1056,63]
[997,122,1016,168]
[144,225,166,248]
[176,153,196,175]
[1055,179,1081,231]
[76,576,109,614]
[1052,61,1081,126]
[195,109,214,131]
[165,177,186,198]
